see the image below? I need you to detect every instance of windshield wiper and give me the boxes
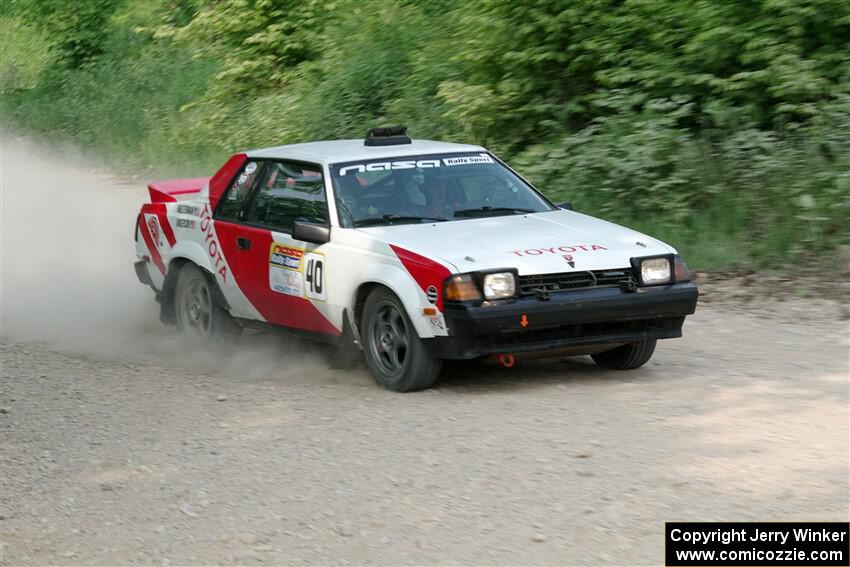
[452,206,536,218]
[353,214,448,227]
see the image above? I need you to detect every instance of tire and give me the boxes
[591,339,657,370]
[361,288,442,392]
[174,264,239,345]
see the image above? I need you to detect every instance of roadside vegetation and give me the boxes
[2,0,848,269]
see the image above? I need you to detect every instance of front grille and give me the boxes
[518,268,634,297]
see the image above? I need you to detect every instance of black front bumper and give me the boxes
[428,282,699,359]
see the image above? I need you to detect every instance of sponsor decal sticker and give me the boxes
[176,204,198,215]
[270,245,303,270]
[147,216,162,248]
[510,244,608,257]
[339,153,494,176]
[563,254,575,268]
[176,218,195,229]
[269,243,305,297]
[199,204,228,282]
[304,252,326,301]
[427,316,447,335]
[426,285,439,304]
[442,155,493,166]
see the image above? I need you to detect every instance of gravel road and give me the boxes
[1,135,848,565]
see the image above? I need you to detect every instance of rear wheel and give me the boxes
[591,339,657,370]
[362,288,441,392]
[174,264,239,344]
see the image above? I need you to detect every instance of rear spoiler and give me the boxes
[147,177,211,203]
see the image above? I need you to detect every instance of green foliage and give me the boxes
[148,0,328,154]
[513,90,850,267]
[0,16,53,91]
[2,1,220,173]
[439,0,850,148]
[2,0,849,268]
[5,0,123,69]
[159,0,326,100]
[291,1,454,140]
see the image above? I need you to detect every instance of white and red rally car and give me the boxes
[135,127,698,391]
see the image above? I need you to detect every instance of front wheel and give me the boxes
[174,264,239,345]
[361,288,441,392]
[591,339,657,370]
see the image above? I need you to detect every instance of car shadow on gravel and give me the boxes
[223,332,671,393]
[433,356,662,392]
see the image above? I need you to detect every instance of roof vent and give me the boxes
[364,125,411,146]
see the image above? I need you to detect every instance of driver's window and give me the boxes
[245,160,328,233]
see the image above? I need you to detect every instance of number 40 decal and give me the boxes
[304,252,326,301]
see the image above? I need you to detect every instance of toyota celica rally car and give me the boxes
[134,126,698,392]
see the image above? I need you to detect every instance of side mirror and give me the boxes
[292,221,330,245]
[557,201,574,211]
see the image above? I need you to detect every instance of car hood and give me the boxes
[358,209,676,274]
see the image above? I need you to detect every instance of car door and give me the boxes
[210,158,267,319]
[214,158,339,335]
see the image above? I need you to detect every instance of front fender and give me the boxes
[353,264,441,339]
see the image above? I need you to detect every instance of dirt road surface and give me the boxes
[1,135,848,565]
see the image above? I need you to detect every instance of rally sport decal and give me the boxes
[269,243,305,297]
[268,244,326,301]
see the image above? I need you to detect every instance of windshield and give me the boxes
[330,152,555,228]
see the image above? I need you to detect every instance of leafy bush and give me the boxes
[0,17,54,92]
[2,0,848,268]
[513,92,850,267]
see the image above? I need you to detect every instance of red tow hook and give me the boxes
[497,354,515,368]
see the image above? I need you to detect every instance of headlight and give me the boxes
[482,272,516,299]
[640,257,672,285]
[444,274,482,301]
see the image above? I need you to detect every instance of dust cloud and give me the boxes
[0,132,329,378]
[1,133,158,350]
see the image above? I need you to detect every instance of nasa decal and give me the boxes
[339,153,494,176]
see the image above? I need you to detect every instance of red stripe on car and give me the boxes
[155,206,176,247]
[390,244,452,310]
[214,222,341,336]
[139,214,166,275]
[140,203,176,247]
